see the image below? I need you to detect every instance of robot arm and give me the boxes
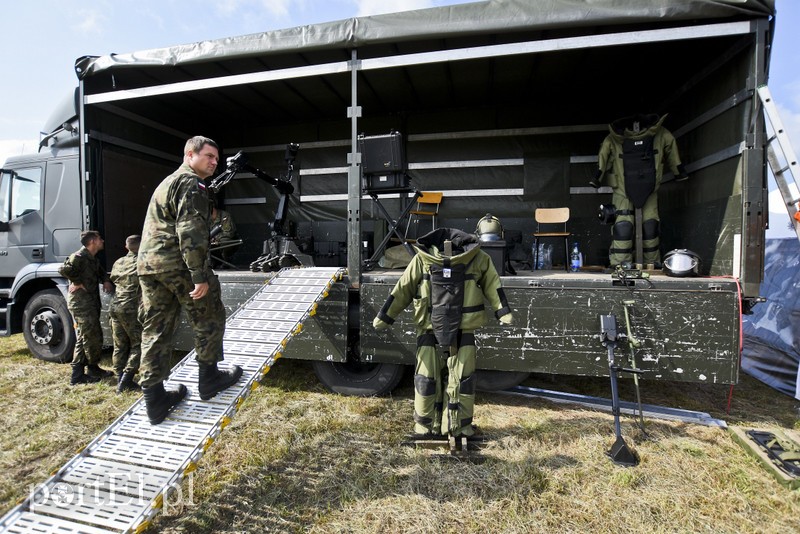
[208,144,299,237]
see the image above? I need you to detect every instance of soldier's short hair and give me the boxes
[184,136,219,155]
[80,230,101,246]
[125,234,141,252]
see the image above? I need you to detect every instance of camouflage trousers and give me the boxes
[609,189,661,267]
[138,270,226,388]
[110,309,141,376]
[69,306,103,367]
[413,329,476,437]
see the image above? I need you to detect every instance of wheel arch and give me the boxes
[9,275,67,334]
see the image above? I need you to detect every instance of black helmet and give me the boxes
[476,213,504,241]
[663,249,701,277]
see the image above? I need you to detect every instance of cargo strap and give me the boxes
[0,267,344,534]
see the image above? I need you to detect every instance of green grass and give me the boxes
[1,333,799,533]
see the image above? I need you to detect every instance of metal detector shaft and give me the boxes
[622,302,645,429]
[607,345,624,439]
[599,313,640,467]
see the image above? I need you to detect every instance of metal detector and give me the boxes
[598,314,641,467]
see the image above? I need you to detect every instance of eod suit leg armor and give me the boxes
[591,114,688,266]
[373,228,514,437]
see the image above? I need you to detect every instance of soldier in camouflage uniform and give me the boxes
[58,230,114,385]
[138,136,242,425]
[110,234,143,393]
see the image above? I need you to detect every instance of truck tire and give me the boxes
[475,370,530,392]
[312,360,406,397]
[22,289,75,363]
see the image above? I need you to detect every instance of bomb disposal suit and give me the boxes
[590,114,688,266]
[373,229,514,437]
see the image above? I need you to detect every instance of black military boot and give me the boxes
[70,364,101,385]
[86,363,114,379]
[116,371,141,394]
[198,362,243,400]
[142,381,187,425]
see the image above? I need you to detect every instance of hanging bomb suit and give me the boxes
[373,229,514,437]
[591,114,688,266]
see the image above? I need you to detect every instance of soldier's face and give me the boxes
[88,236,104,253]
[188,144,219,179]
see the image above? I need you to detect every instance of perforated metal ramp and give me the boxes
[0,267,344,534]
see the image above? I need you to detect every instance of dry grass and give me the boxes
[1,333,799,533]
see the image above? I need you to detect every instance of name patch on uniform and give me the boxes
[443,268,451,278]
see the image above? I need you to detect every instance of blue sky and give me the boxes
[0,0,797,234]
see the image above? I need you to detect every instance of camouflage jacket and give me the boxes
[58,246,109,312]
[137,162,212,284]
[110,251,140,315]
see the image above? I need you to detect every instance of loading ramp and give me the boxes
[0,267,345,534]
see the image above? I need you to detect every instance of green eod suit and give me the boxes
[591,114,688,266]
[373,229,514,437]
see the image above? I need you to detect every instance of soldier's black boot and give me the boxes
[198,362,243,400]
[86,363,114,379]
[143,381,187,425]
[70,364,101,385]
[117,371,141,394]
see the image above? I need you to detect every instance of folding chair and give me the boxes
[533,207,570,271]
[404,191,443,242]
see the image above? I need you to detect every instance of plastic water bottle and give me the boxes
[570,242,581,272]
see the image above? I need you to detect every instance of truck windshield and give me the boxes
[0,170,10,223]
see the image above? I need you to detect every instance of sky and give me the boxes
[0,0,798,236]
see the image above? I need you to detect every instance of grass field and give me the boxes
[1,333,799,533]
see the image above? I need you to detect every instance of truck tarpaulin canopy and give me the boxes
[74,0,774,78]
[72,0,776,286]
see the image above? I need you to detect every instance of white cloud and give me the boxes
[215,0,297,18]
[355,0,434,17]
[72,9,108,35]
[0,140,39,167]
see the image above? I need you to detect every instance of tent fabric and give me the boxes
[742,238,800,399]
[75,0,775,79]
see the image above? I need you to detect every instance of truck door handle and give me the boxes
[31,248,42,258]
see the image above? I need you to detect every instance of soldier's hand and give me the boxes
[102,281,114,293]
[68,283,84,293]
[190,282,209,300]
[372,317,390,330]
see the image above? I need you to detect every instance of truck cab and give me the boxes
[0,95,83,362]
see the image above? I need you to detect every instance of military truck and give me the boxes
[0,1,778,396]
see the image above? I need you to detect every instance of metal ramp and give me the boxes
[0,267,344,534]
[758,84,800,241]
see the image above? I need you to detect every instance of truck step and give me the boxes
[0,267,345,534]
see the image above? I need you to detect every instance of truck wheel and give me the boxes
[475,370,530,392]
[22,289,75,363]
[312,360,406,397]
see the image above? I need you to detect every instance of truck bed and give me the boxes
[361,268,741,384]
